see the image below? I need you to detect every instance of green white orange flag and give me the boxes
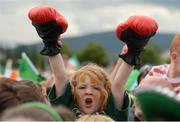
[19,52,45,84]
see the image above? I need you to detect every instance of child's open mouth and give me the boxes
[85,98,92,104]
[85,98,93,108]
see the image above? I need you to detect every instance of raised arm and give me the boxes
[112,16,158,109]
[110,45,128,81]
[48,54,67,97]
[28,6,68,97]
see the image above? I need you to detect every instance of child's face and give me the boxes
[74,75,104,114]
[173,52,180,76]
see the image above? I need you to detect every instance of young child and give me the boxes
[145,34,180,93]
[124,34,180,122]
[28,5,158,121]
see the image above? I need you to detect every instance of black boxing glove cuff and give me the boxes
[40,43,60,56]
[119,53,140,66]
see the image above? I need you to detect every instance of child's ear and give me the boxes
[171,52,178,60]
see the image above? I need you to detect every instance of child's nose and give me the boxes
[85,87,93,95]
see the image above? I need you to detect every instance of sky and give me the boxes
[0,0,180,47]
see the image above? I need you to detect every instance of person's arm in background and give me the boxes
[111,16,158,109]
[28,6,68,97]
[41,74,56,89]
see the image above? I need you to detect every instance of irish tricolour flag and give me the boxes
[19,52,45,84]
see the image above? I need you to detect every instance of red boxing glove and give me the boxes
[28,5,68,33]
[115,15,158,65]
[28,6,68,56]
[116,15,158,39]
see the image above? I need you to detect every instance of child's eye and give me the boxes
[93,86,100,90]
[78,86,86,89]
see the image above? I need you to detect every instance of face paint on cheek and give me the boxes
[94,90,104,110]
[100,93,105,104]
[100,91,106,110]
[76,95,81,103]
[93,88,103,101]
[75,90,84,104]
[93,91,98,97]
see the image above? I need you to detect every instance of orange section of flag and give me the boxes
[10,69,19,80]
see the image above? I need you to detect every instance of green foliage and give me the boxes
[60,43,73,56]
[164,57,170,64]
[140,42,163,67]
[77,42,109,67]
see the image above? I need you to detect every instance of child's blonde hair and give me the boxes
[76,114,115,122]
[71,63,111,111]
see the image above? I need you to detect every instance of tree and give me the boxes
[60,43,73,56]
[77,42,109,67]
[140,42,163,68]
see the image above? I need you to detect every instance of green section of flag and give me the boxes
[126,69,140,91]
[19,52,45,84]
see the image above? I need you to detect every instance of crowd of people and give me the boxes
[0,5,179,121]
